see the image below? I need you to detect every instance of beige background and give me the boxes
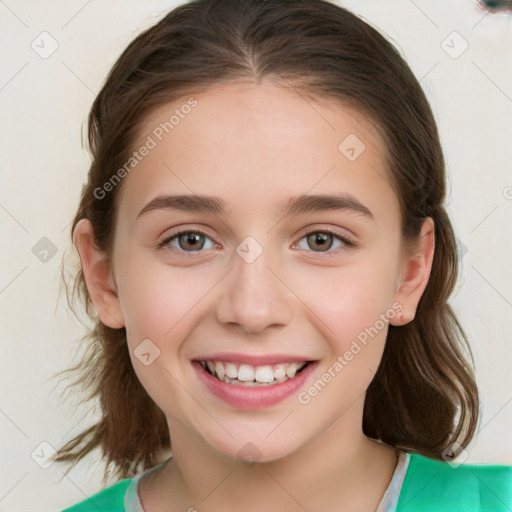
[0,1,511,510]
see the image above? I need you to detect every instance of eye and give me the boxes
[157,228,356,256]
[293,230,356,255]
[158,230,217,253]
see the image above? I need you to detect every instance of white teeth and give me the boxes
[274,364,286,381]
[225,362,238,379]
[214,361,225,379]
[200,360,308,385]
[255,365,274,383]
[286,363,299,379]
[237,364,255,382]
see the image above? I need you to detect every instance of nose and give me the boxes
[215,241,294,335]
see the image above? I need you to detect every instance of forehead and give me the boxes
[116,80,397,225]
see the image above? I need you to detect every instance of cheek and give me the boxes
[294,254,399,348]
[116,250,215,342]
[294,263,396,410]
[117,255,212,422]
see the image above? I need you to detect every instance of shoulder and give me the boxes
[397,453,512,512]
[61,478,132,512]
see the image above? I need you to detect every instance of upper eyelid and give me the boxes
[160,228,218,245]
[294,225,356,242]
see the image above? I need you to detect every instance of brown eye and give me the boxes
[159,230,216,252]
[178,232,206,251]
[307,232,334,252]
[293,230,355,255]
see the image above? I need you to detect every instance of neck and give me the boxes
[147,401,398,512]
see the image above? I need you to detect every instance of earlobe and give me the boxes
[73,219,125,329]
[390,218,435,327]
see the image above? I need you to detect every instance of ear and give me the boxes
[390,218,435,326]
[73,219,125,329]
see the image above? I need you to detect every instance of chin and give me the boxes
[202,427,305,466]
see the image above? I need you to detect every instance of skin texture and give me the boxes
[74,81,435,511]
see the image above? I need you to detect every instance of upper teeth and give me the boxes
[200,360,307,385]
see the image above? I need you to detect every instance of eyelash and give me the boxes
[157,228,357,257]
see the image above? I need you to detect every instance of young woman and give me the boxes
[56,1,511,510]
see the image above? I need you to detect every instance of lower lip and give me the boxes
[193,361,317,409]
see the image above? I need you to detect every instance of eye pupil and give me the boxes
[180,233,203,250]
[308,232,333,252]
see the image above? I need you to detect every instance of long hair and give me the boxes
[53,0,479,483]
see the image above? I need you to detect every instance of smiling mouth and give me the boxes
[198,360,311,386]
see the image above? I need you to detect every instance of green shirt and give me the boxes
[62,453,512,512]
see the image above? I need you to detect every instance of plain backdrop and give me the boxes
[0,1,511,510]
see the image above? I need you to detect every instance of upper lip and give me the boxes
[193,353,315,365]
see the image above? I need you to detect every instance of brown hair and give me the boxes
[53,0,479,483]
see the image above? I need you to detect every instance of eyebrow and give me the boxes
[136,193,374,220]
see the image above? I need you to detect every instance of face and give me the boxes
[79,80,430,464]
